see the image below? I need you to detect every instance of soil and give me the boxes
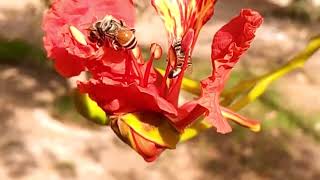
[0,0,320,180]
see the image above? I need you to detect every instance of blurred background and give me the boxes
[0,0,320,179]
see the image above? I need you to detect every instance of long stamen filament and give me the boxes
[143,53,155,87]
[128,51,144,85]
[124,57,131,83]
[160,62,172,97]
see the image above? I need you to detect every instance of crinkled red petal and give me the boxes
[198,78,232,134]
[198,9,263,133]
[86,47,130,79]
[174,101,207,130]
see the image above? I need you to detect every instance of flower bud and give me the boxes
[110,112,180,162]
[110,118,164,162]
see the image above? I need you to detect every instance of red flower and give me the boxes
[150,1,263,134]
[43,0,263,161]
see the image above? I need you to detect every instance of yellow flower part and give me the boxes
[121,113,180,149]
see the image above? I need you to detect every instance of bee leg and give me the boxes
[112,44,118,50]
[187,55,192,67]
[130,28,136,33]
[97,40,103,47]
[111,40,119,50]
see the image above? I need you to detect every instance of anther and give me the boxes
[69,26,88,46]
[132,46,142,63]
[150,43,162,60]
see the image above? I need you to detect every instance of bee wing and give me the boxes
[168,46,177,67]
[80,23,96,32]
[80,16,102,30]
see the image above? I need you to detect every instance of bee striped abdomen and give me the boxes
[116,29,137,50]
[122,36,137,50]
[168,40,192,79]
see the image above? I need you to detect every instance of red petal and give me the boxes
[198,9,263,133]
[174,101,207,130]
[78,78,178,117]
[42,0,135,77]
[86,47,130,78]
[131,129,165,162]
[211,9,263,63]
[50,48,85,77]
[181,29,195,52]
[198,78,232,134]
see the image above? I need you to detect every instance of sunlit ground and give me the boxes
[1,0,320,180]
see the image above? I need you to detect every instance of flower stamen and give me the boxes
[159,62,173,97]
[143,43,162,86]
[128,51,144,85]
[143,53,155,87]
[132,47,143,64]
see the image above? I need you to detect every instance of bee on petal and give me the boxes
[88,15,137,50]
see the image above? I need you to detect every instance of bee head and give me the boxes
[88,30,99,43]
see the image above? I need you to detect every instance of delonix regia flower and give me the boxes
[42,0,263,162]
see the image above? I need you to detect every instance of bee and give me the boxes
[168,39,192,79]
[88,15,137,50]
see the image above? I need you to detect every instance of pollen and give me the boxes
[69,25,88,46]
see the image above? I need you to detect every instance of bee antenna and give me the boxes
[119,20,124,26]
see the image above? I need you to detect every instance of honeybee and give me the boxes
[168,39,192,79]
[88,15,137,50]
